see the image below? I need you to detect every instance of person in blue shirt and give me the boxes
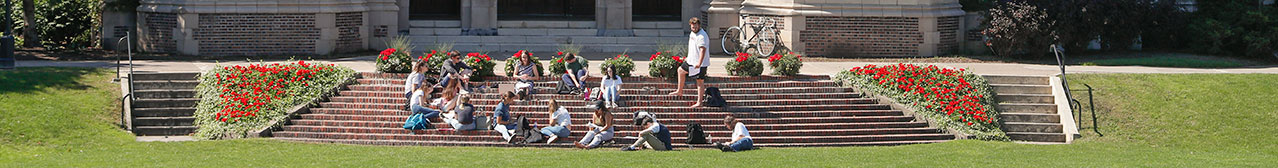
[491,91,518,143]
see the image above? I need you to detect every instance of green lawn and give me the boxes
[2,68,1277,167]
[1078,53,1254,68]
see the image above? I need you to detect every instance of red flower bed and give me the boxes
[837,64,1007,140]
[194,61,354,139]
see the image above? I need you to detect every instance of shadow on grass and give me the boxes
[0,67,101,94]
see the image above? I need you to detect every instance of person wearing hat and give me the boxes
[622,111,671,151]
[575,100,614,149]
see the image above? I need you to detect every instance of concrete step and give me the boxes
[995,94,1054,104]
[997,103,1058,114]
[1002,122,1063,133]
[634,29,685,37]
[133,107,196,117]
[131,72,199,81]
[634,21,684,29]
[131,80,199,90]
[991,84,1053,95]
[409,20,461,28]
[497,21,595,29]
[134,126,196,136]
[497,28,597,36]
[1000,113,1060,123]
[408,28,461,36]
[133,98,198,108]
[1007,132,1067,142]
[133,89,196,99]
[134,116,196,126]
[982,75,1049,85]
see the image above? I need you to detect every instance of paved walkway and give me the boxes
[15,55,1278,77]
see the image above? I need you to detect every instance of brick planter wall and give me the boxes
[193,14,322,56]
[801,16,923,57]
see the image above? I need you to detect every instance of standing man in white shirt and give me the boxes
[669,17,712,108]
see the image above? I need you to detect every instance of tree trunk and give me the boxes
[21,0,37,48]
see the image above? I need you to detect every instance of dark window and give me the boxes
[634,0,681,21]
[411,0,461,20]
[498,0,595,20]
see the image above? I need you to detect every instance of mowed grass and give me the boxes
[2,68,1277,167]
[1078,53,1254,68]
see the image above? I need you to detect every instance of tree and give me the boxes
[21,0,36,48]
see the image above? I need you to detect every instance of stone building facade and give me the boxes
[115,0,968,57]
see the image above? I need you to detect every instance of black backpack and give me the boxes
[703,87,725,107]
[514,115,545,144]
[686,123,708,144]
[556,81,576,94]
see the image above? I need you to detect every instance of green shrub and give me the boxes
[647,51,681,79]
[725,52,763,77]
[835,64,1007,140]
[983,2,1054,58]
[193,61,355,139]
[503,50,545,77]
[375,36,415,73]
[548,51,589,77]
[420,43,454,75]
[767,52,803,76]
[600,53,635,78]
[462,52,497,80]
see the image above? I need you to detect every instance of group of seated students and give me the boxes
[401,51,751,152]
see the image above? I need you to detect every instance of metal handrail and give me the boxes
[116,32,135,130]
[1052,44,1101,136]
[120,94,132,130]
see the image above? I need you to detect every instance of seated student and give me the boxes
[491,91,519,143]
[443,95,477,130]
[559,53,586,93]
[513,51,541,100]
[404,60,431,100]
[599,65,622,108]
[439,51,474,92]
[409,83,441,120]
[575,100,614,149]
[715,116,754,152]
[539,100,571,144]
[622,112,671,151]
[432,80,461,114]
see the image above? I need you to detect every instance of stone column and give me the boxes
[461,0,497,35]
[316,13,338,55]
[175,13,199,56]
[919,17,940,57]
[399,0,410,31]
[595,0,633,36]
[369,0,402,49]
[100,0,136,51]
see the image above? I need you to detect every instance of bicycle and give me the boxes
[720,14,783,57]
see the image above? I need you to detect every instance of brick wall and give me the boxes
[336,12,364,53]
[800,16,923,57]
[938,16,961,55]
[141,12,178,53]
[193,13,321,56]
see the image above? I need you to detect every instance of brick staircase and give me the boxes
[129,72,200,136]
[272,72,955,148]
[409,20,685,53]
[986,75,1067,143]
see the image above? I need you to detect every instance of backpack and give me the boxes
[513,115,545,144]
[556,81,576,94]
[402,113,433,130]
[685,123,708,144]
[703,87,726,107]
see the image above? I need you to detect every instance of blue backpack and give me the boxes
[403,113,430,130]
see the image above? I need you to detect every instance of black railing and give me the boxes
[116,32,135,130]
[1051,44,1101,136]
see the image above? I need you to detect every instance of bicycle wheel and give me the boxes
[753,26,780,57]
[720,27,745,55]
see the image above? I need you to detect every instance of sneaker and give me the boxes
[715,142,725,150]
[621,146,637,151]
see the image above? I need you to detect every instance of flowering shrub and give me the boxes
[767,52,803,76]
[419,43,455,75]
[463,52,497,80]
[648,51,682,79]
[600,53,635,77]
[547,51,589,77]
[503,50,545,77]
[376,36,415,73]
[833,64,1007,140]
[725,52,764,76]
[193,61,355,139]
